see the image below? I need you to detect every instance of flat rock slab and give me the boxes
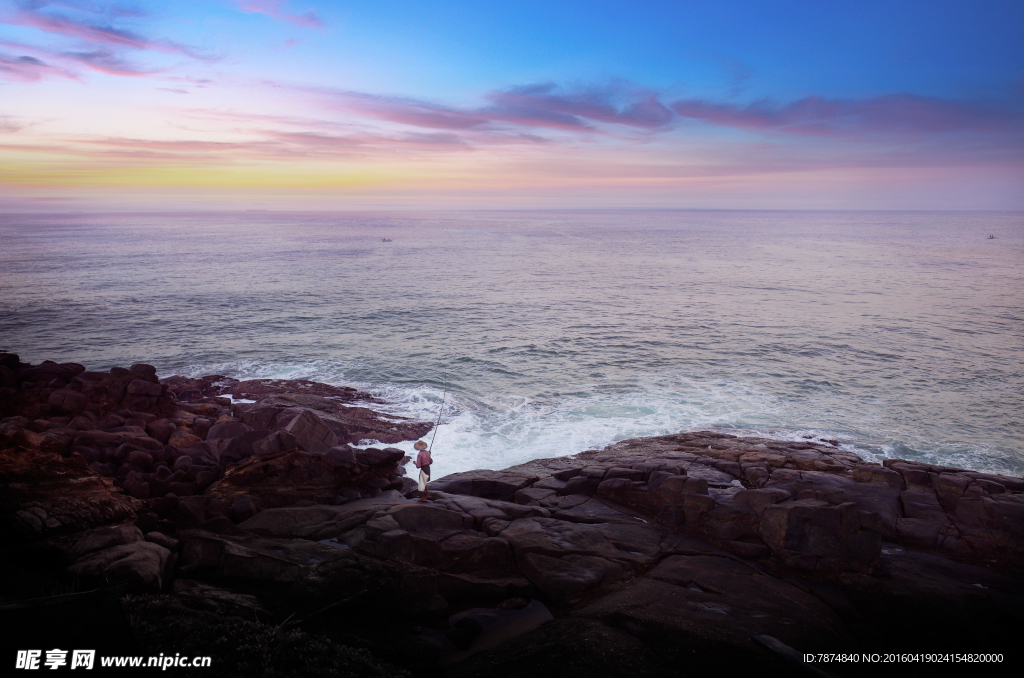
[552,497,635,524]
[239,496,407,539]
[431,470,539,501]
[575,555,853,653]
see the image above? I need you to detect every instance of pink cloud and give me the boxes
[10,2,212,60]
[0,51,76,81]
[232,1,325,29]
[62,48,160,76]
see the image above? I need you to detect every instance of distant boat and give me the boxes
[382,238,393,242]
[987,234,997,239]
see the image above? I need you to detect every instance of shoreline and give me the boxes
[2,352,1021,676]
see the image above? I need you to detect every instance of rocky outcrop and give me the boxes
[1,354,433,544]
[161,374,433,445]
[3,351,1022,677]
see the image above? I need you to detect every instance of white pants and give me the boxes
[418,469,430,492]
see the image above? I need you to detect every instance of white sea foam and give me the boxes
[164,359,870,477]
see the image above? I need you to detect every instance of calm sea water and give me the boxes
[1,210,1021,478]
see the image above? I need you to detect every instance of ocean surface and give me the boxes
[1,210,1021,479]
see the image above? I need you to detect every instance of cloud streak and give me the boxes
[671,93,1022,137]
[232,1,324,29]
[319,82,677,134]
[11,2,209,59]
[0,51,76,81]
[315,81,1020,149]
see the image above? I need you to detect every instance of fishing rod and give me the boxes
[428,372,447,451]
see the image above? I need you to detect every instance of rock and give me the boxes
[760,499,880,574]
[67,541,172,592]
[284,409,339,454]
[325,445,358,467]
[47,389,88,416]
[1,445,140,539]
[388,503,469,533]
[431,470,540,501]
[354,447,405,467]
[68,415,96,431]
[125,449,153,469]
[64,523,145,559]
[446,616,483,650]
[573,555,854,664]
[206,420,253,441]
[514,487,556,505]
[517,552,625,601]
[852,464,905,488]
[251,429,296,457]
[231,498,259,522]
[128,364,158,382]
[238,497,403,539]
[170,579,270,618]
[438,572,530,604]
[560,475,602,496]
[168,430,203,449]
[127,379,162,397]
[122,471,150,499]
[145,531,179,551]
[18,361,85,387]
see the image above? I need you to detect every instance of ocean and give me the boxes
[1,209,1021,479]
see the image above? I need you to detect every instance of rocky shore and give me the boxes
[1,353,1021,676]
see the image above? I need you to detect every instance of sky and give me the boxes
[1,0,1022,211]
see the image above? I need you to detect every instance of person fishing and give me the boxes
[415,373,447,502]
[414,440,432,501]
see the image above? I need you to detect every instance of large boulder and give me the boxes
[67,541,172,592]
[284,409,339,454]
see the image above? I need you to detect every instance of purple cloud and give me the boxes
[0,51,76,81]
[10,1,212,61]
[232,1,325,29]
[62,48,159,76]
[671,93,1022,137]
[485,83,674,130]
[320,82,676,133]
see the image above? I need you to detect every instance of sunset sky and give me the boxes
[1,0,1022,211]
